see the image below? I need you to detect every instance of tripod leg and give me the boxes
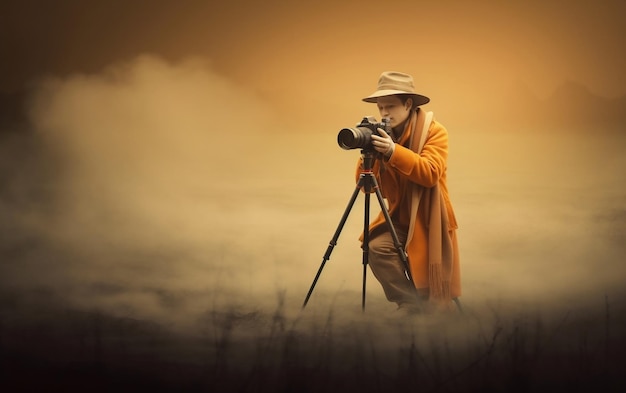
[361,191,370,311]
[369,175,414,285]
[302,177,365,309]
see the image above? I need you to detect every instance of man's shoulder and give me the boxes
[429,117,448,135]
[425,118,449,146]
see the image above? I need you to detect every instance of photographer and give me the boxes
[356,71,461,314]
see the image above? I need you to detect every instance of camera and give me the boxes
[337,116,391,150]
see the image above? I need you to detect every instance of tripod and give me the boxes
[302,149,414,311]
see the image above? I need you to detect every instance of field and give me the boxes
[1,286,624,392]
[1,63,625,391]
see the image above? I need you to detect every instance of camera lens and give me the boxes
[337,128,359,149]
[337,127,373,150]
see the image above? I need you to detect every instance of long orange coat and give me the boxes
[356,111,461,300]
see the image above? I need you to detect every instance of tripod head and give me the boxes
[360,149,378,172]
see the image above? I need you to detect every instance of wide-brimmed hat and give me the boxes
[362,71,430,106]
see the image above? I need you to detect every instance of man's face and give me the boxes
[376,95,411,128]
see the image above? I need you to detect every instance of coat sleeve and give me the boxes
[385,120,448,187]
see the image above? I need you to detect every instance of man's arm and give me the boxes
[385,121,448,187]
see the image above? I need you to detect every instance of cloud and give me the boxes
[28,55,276,264]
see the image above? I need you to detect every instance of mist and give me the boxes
[1,54,625,334]
[1,55,372,329]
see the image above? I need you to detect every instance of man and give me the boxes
[356,71,461,314]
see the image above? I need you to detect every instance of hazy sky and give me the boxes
[1,1,625,323]
[1,0,625,124]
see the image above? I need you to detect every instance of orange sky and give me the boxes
[2,1,625,109]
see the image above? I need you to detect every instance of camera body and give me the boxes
[337,116,391,150]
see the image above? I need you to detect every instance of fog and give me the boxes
[1,55,625,335]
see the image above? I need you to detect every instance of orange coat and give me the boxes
[356,112,461,299]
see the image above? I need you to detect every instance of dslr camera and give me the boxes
[337,116,391,150]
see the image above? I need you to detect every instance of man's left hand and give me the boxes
[371,128,395,158]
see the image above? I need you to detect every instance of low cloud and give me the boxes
[1,55,377,329]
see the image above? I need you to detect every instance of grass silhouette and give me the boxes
[1,288,624,392]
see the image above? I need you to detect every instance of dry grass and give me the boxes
[1,288,624,392]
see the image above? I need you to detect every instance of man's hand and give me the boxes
[371,128,395,158]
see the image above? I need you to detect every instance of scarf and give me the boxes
[405,110,454,309]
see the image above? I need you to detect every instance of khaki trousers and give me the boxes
[367,228,427,309]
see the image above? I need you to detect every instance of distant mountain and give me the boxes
[494,80,626,131]
[544,81,626,128]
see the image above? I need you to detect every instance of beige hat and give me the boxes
[362,71,430,106]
